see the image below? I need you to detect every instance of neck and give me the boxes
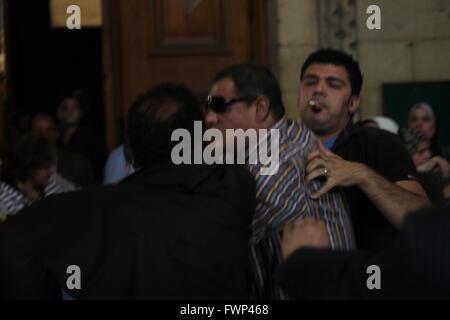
[317,118,351,143]
[261,114,280,130]
[318,133,338,143]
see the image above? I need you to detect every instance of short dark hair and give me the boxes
[3,134,56,183]
[213,62,285,120]
[300,49,363,96]
[126,83,203,168]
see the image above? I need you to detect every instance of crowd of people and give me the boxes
[0,49,449,299]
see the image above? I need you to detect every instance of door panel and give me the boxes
[102,0,267,150]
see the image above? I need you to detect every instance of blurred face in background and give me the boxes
[58,97,82,126]
[412,140,433,167]
[31,114,58,142]
[31,164,54,187]
[409,107,436,141]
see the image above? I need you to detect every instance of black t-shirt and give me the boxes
[332,122,418,252]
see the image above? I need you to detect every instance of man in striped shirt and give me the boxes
[206,63,355,299]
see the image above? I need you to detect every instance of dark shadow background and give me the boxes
[5,0,104,140]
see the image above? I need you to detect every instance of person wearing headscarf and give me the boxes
[409,102,450,161]
[399,128,450,201]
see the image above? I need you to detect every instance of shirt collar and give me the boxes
[323,136,338,149]
[331,120,356,151]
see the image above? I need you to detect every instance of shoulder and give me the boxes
[352,125,404,147]
[339,124,409,160]
[278,119,318,162]
[45,174,78,194]
[337,124,417,181]
[21,185,125,223]
[0,182,28,215]
[0,181,16,196]
[223,164,256,191]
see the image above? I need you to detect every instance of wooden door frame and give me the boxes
[1,0,13,150]
[101,0,268,152]
[102,0,123,152]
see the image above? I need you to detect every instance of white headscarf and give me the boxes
[409,102,436,122]
[371,116,399,134]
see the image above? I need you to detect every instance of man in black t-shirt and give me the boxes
[297,49,429,252]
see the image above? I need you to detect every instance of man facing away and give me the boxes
[206,63,355,299]
[0,83,256,299]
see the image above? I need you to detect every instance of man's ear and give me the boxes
[348,95,361,114]
[255,96,271,123]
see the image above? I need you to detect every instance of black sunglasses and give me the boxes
[205,96,255,114]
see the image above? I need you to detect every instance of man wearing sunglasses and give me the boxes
[206,63,355,299]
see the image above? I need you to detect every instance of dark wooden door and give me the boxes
[102,0,267,150]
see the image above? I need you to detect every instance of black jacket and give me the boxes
[332,122,418,251]
[276,202,450,299]
[0,163,255,299]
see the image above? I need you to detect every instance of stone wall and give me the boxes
[268,0,450,121]
[356,0,450,119]
[268,0,318,119]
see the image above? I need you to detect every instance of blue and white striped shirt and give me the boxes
[0,174,77,216]
[247,118,355,299]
